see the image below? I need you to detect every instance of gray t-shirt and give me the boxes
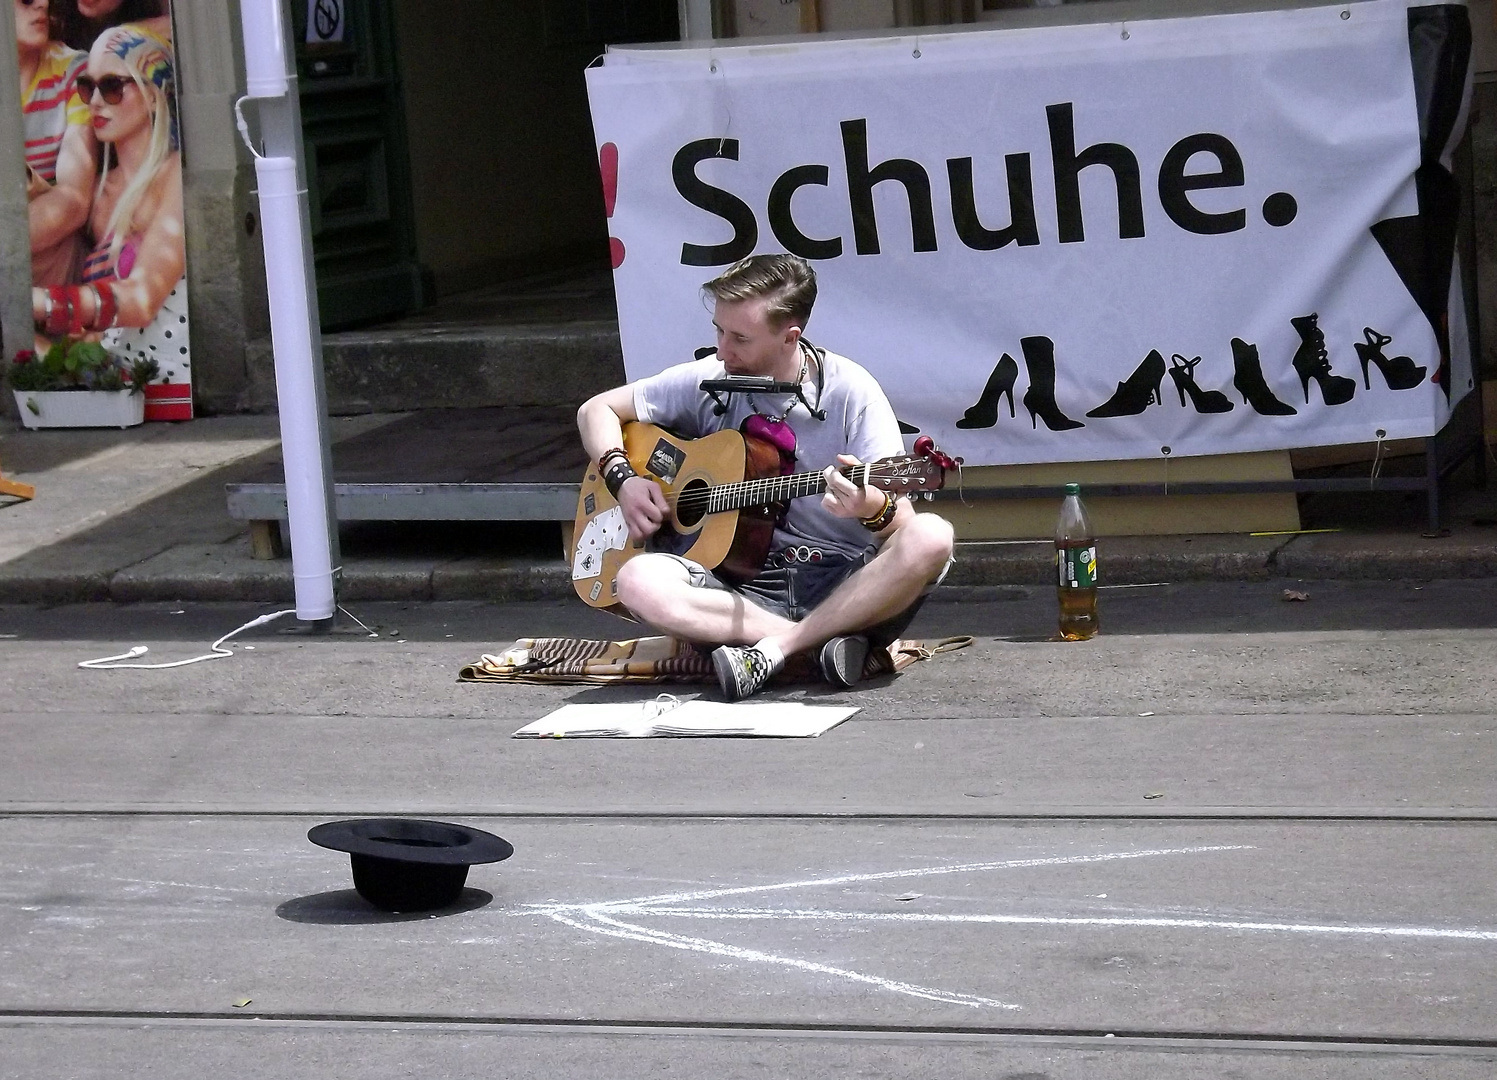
[631,345,905,562]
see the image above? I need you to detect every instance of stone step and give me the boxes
[246,319,625,415]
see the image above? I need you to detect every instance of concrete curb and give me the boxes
[4,532,1496,605]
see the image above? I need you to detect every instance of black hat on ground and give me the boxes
[308,818,514,912]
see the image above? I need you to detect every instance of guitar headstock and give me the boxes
[911,435,961,473]
[866,438,960,495]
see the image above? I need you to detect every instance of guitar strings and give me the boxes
[663,464,928,514]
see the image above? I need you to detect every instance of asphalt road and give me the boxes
[2,581,1496,1078]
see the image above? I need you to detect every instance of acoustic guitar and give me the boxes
[571,422,953,608]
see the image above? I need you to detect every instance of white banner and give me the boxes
[586,0,1473,465]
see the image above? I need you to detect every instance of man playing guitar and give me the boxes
[576,254,955,700]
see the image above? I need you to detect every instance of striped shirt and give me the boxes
[24,42,88,184]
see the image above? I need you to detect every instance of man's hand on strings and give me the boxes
[822,454,886,520]
[617,474,669,539]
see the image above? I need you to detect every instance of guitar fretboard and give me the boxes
[700,464,873,514]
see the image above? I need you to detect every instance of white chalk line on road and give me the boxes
[616,907,1497,942]
[545,908,1020,1010]
[558,844,1256,914]
[533,844,1258,1010]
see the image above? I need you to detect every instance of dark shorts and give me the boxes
[660,546,950,648]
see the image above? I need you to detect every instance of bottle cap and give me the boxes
[1065,482,1080,496]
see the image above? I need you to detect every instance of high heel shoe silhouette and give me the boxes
[1354,327,1426,390]
[1167,354,1234,413]
[1087,350,1166,418]
[956,353,1019,428]
[1290,313,1356,406]
[1018,336,1085,431]
[1230,338,1296,415]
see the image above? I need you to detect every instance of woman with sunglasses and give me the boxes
[31,21,187,367]
[16,0,96,286]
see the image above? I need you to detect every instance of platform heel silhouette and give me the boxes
[1168,354,1234,413]
[1290,314,1356,406]
[1354,327,1425,390]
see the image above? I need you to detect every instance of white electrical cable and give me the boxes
[233,96,263,160]
[337,604,379,638]
[79,609,297,670]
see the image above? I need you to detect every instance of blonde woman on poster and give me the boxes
[16,0,96,286]
[31,20,187,385]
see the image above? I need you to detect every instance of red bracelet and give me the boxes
[45,286,70,337]
[598,447,628,470]
[66,289,86,336]
[92,281,117,330]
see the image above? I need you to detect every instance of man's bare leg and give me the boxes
[615,553,794,645]
[705,513,954,699]
[620,515,952,699]
[764,512,954,657]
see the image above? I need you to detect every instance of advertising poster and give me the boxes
[587,0,1472,465]
[15,0,191,420]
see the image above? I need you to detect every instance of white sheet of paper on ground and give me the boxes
[513,696,858,738]
[572,505,628,580]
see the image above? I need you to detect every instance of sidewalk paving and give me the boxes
[1,413,1494,605]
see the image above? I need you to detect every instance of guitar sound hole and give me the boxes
[676,478,710,528]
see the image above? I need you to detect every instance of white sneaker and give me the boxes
[712,645,777,701]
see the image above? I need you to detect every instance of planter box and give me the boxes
[13,389,145,430]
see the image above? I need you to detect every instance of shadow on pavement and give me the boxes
[275,887,493,925]
[0,416,287,473]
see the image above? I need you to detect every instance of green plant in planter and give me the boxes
[128,356,160,392]
[6,340,156,395]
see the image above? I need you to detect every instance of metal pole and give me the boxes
[0,0,35,367]
[237,0,339,622]
[677,0,716,40]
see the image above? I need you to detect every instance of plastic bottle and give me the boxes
[1055,482,1098,640]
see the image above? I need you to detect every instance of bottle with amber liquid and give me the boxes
[1055,482,1098,640]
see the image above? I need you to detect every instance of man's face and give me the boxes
[712,296,796,376]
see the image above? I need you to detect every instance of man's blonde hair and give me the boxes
[702,254,817,331]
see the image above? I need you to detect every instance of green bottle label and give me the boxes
[1057,544,1097,588]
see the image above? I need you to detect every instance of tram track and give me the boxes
[5,806,1497,821]
[3,1009,1497,1056]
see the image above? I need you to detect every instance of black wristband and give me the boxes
[603,459,636,499]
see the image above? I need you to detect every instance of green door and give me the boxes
[292,0,422,328]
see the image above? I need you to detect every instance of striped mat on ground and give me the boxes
[458,635,972,685]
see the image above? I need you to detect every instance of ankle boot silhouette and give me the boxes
[1230,338,1296,415]
[1167,354,1234,413]
[956,353,1019,428]
[1087,350,1166,418]
[1290,313,1356,406]
[1019,336,1084,431]
[1354,327,1426,390]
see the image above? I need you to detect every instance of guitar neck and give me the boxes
[709,464,869,513]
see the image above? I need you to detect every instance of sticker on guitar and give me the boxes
[573,505,629,580]
[646,439,686,484]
